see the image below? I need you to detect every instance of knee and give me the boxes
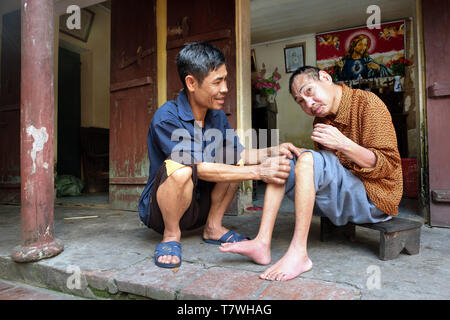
[294,152,314,174]
[211,182,238,203]
[228,182,240,191]
[228,182,240,197]
[169,166,193,186]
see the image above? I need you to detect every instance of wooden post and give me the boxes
[11,0,63,262]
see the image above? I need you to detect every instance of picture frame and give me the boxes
[59,8,95,43]
[284,43,305,73]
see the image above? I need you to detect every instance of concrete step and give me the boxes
[0,279,86,300]
[1,205,448,301]
[0,255,360,300]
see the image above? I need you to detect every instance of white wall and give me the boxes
[58,4,111,129]
[252,34,316,148]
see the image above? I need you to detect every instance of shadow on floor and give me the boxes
[55,192,109,208]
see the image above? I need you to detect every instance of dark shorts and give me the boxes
[146,160,215,234]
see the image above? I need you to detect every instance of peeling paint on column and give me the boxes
[11,0,64,263]
[26,125,49,174]
[43,226,50,238]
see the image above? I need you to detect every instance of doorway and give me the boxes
[56,46,110,208]
[57,47,81,179]
[248,3,422,221]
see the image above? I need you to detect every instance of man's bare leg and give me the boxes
[219,182,286,265]
[203,182,239,241]
[260,152,314,281]
[156,166,194,266]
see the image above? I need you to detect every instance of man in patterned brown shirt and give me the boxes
[220,66,403,281]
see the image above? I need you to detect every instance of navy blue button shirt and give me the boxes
[138,90,244,222]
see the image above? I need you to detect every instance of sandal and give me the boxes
[154,241,182,268]
[203,230,250,245]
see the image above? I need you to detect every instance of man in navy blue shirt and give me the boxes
[139,42,301,269]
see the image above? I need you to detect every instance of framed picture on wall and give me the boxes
[59,8,95,43]
[284,43,305,73]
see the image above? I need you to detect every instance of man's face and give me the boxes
[290,72,335,117]
[190,64,228,111]
[354,38,368,56]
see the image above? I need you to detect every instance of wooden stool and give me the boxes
[320,217,422,261]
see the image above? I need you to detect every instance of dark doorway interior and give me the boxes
[0,10,21,204]
[55,47,109,207]
[57,47,81,178]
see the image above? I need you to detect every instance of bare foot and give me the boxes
[259,248,312,281]
[219,239,271,265]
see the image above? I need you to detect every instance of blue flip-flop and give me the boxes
[154,241,182,269]
[203,230,251,245]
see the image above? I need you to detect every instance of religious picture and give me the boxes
[316,21,405,82]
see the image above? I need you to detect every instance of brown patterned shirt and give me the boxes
[313,84,403,215]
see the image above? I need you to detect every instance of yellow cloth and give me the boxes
[164,160,186,177]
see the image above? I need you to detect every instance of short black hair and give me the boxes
[176,42,226,88]
[288,66,321,95]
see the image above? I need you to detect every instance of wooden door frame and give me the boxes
[235,0,253,213]
[418,0,450,226]
[414,0,430,223]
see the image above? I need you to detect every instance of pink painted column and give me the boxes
[11,0,63,262]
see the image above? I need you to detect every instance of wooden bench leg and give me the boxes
[320,217,355,242]
[379,228,421,261]
[321,216,422,261]
[403,228,421,255]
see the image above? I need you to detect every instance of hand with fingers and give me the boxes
[311,123,350,152]
[258,155,291,184]
[270,142,305,160]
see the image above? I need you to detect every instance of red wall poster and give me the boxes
[316,21,406,82]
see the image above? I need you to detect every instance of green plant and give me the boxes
[252,67,281,96]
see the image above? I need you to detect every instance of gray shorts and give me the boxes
[284,149,391,226]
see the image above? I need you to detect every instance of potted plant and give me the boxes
[387,57,413,77]
[387,57,413,92]
[252,67,281,105]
